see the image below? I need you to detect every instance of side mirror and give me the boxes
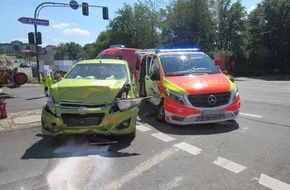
[227,75,234,82]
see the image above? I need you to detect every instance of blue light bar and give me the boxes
[109,44,125,48]
[155,48,200,53]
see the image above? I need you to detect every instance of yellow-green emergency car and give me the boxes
[41,59,147,139]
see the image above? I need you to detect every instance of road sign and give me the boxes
[18,17,49,26]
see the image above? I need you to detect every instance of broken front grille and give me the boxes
[59,101,107,109]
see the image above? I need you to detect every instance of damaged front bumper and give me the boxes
[41,106,138,137]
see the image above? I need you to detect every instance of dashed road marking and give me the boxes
[137,124,151,132]
[213,156,247,174]
[259,174,290,190]
[174,142,202,155]
[240,112,263,118]
[151,132,176,142]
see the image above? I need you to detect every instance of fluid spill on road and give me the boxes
[46,136,115,190]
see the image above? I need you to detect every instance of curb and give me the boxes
[0,109,42,133]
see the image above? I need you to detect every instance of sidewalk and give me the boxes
[0,109,41,133]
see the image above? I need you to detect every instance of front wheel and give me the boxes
[156,100,165,122]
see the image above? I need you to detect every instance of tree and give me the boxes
[107,4,135,47]
[0,47,4,54]
[245,3,266,75]
[160,0,215,52]
[227,1,247,75]
[54,42,84,60]
[262,0,290,74]
[246,0,290,75]
[211,0,232,50]
[104,1,162,49]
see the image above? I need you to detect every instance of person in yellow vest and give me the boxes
[40,66,53,97]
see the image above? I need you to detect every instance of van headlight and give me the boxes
[116,97,151,111]
[165,89,186,105]
[45,95,56,114]
[232,87,239,101]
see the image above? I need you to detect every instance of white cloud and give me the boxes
[52,23,71,29]
[62,28,91,37]
[247,5,257,14]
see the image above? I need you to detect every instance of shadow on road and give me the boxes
[138,101,239,136]
[21,134,139,160]
[0,93,15,100]
[26,96,48,100]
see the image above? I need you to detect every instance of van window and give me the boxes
[149,56,159,76]
[96,54,115,59]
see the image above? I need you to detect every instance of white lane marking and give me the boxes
[159,177,183,190]
[104,148,178,190]
[213,156,247,174]
[240,112,263,118]
[151,132,176,142]
[259,174,290,190]
[137,124,151,132]
[174,142,202,156]
[256,99,284,104]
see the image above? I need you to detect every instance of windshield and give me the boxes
[160,54,220,76]
[65,63,128,80]
[96,54,116,59]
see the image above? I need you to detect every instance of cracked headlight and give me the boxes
[116,97,151,111]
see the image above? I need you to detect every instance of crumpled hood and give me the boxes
[162,73,235,94]
[50,79,127,103]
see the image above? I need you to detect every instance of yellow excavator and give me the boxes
[0,54,28,88]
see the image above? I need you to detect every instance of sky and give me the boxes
[0,0,262,47]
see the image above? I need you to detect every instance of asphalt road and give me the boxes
[0,78,290,190]
[0,84,45,113]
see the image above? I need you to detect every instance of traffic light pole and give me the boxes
[34,2,73,83]
[33,1,109,83]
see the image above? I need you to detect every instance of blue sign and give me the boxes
[18,17,49,26]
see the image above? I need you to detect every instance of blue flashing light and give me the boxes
[109,44,125,48]
[155,48,200,53]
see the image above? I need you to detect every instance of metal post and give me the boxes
[34,24,40,83]
[34,3,45,83]
[33,1,109,83]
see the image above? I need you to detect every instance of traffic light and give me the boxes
[82,2,89,16]
[28,32,35,44]
[37,32,42,45]
[103,7,109,20]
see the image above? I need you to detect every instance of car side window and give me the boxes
[149,56,159,76]
[146,56,152,75]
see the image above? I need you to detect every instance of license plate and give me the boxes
[67,117,100,126]
[201,109,225,116]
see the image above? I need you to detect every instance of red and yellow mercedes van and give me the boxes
[138,48,241,125]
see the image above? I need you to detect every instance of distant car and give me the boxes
[41,59,150,140]
[19,62,30,68]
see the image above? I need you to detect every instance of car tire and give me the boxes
[156,100,165,122]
